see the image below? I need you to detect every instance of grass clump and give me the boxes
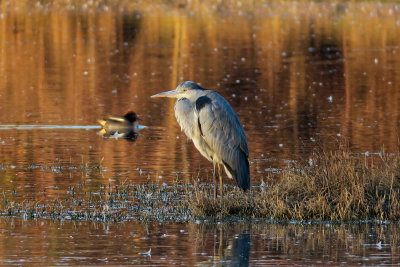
[190,148,400,221]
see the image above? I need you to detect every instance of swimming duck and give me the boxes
[98,111,141,140]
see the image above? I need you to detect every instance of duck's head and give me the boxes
[123,111,141,123]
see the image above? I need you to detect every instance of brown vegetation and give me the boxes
[191,147,400,221]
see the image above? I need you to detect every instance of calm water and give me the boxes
[0,1,400,264]
[1,218,399,265]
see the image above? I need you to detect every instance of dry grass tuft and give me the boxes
[189,184,256,219]
[190,148,400,221]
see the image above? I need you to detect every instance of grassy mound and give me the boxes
[190,149,400,221]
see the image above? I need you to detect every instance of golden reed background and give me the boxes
[0,1,399,188]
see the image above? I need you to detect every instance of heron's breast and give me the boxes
[192,137,214,162]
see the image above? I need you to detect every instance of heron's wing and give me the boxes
[196,91,250,190]
[174,97,194,139]
[196,91,249,156]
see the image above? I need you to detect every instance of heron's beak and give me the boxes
[150,90,179,98]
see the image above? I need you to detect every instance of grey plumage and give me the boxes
[151,81,250,192]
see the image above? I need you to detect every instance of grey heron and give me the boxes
[151,81,250,197]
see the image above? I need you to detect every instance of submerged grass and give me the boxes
[1,180,193,222]
[2,146,400,222]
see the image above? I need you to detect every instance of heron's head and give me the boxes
[151,81,204,99]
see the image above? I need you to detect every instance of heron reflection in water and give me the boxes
[151,81,250,197]
[98,111,142,141]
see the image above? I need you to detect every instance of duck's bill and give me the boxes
[150,90,179,98]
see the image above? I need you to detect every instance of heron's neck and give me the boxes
[187,91,208,103]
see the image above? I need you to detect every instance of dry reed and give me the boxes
[190,147,400,221]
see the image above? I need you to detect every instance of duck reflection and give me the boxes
[98,111,141,141]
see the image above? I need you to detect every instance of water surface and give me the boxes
[0,218,399,265]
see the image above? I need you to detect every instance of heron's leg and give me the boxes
[213,163,217,200]
[218,164,223,199]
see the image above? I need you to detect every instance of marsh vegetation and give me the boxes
[2,145,400,222]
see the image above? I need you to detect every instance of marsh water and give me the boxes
[0,1,400,265]
[1,218,400,265]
